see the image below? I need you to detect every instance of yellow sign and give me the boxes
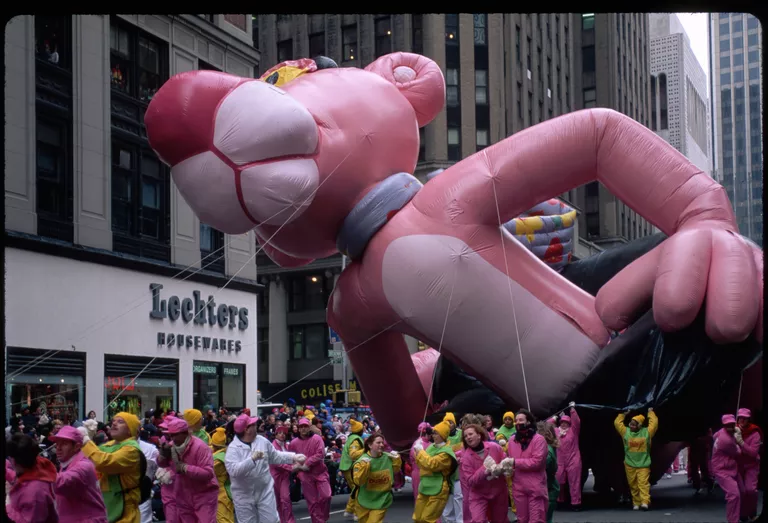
[300,380,358,400]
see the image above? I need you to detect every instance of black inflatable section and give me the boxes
[428,233,762,492]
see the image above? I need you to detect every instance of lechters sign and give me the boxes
[149,283,249,354]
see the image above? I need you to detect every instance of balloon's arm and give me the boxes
[253,227,314,268]
[425,108,736,234]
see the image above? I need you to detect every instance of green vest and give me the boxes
[213,449,232,500]
[497,425,516,441]
[194,428,210,444]
[545,445,559,502]
[417,444,458,496]
[340,433,364,471]
[99,439,141,523]
[623,427,652,468]
[356,453,395,510]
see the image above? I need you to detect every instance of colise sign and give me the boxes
[150,283,248,354]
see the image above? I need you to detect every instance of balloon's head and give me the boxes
[145,52,445,261]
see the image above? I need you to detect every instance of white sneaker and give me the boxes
[665,473,672,479]
[633,505,640,511]
[641,504,649,511]
[343,512,353,518]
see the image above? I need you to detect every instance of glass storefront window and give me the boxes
[193,361,245,413]
[7,375,83,425]
[104,377,177,420]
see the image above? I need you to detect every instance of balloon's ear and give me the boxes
[365,52,445,127]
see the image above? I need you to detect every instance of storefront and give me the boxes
[259,379,364,406]
[5,248,258,422]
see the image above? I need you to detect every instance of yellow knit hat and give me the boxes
[115,412,140,438]
[631,414,645,425]
[183,409,203,426]
[433,421,451,440]
[349,419,364,434]
[211,427,227,447]
[503,411,515,422]
[443,412,456,425]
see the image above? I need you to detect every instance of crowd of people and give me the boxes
[4,399,761,523]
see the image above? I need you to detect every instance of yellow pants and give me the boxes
[356,507,387,523]
[343,469,359,514]
[625,464,651,506]
[413,483,450,523]
[507,477,517,513]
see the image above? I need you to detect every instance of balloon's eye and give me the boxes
[266,72,280,85]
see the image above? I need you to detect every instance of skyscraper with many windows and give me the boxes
[709,13,763,246]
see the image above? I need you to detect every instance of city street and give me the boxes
[287,473,762,523]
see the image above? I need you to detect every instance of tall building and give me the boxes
[709,13,763,246]
[577,13,655,249]
[4,15,262,421]
[649,13,711,174]
[252,13,669,401]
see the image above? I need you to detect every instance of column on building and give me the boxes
[72,15,112,249]
[268,279,289,383]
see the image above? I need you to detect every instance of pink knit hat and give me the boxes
[737,408,752,419]
[158,416,177,430]
[298,417,311,426]
[166,418,190,435]
[560,415,571,424]
[722,414,737,425]
[49,426,84,445]
[417,422,431,432]
[234,414,259,433]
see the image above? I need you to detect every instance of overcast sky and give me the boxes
[677,13,709,78]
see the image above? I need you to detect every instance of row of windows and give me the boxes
[34,16,226,270]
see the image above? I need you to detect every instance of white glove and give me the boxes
[83,419,98,439]
[176,462,187,475]
[483,456,496,473]
[568,401,576,408]
[293,454,306,465]
[497,438,507,447]
[5,481,11,506]
[251,450,265,461]
[155,468,173,485]
[77,426,91,444]
[388,451,400,459]
[298,465,310,472]
[734,428,744,446]
[413,439,424,452]
[500,457,515,477]
[491,464,503,478]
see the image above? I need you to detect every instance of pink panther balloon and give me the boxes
[145,53,763,448]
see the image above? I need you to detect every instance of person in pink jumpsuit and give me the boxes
[157,416,178,523]
[410,422,432,501]
[459,424,508,523]
[506,409,549,523]
[270,425,296,523]
[711,414,744,523]
[51,426,108,523]
[736,408,762,521]
[157,418,219,523]
[550,403,582,510]
[288,417,332,523]
[6,433,59,523]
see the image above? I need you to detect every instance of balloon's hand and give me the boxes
[596,229,763,344]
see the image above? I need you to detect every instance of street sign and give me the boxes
[329,327,341,344]
[329,349,344,364]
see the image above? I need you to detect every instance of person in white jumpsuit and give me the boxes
[225,414,306,523]
[138,434,159,523]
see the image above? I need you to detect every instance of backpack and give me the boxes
[138,450,153,504]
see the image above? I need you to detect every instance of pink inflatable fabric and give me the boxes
[145,53,763,449]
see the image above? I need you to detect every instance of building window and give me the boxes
[104,356,178,419]
[582,45,595,73]
[658,73,668,130]
[747,50,760,64]
[288,273,333,312]
[290,325,330,360]
[517,82,522,118]
[585,182,600,238]
[565,26,569,59]
[375,16,392,58]
[193,362,245,413]
[473,14,487,46]
[476,129,489,151]
[720,39,730,53]
[650,75,657,130]
[258,327,269,362]
[732,19,743,33]
[110,23,164,102]
[418,127,426,162]
[527,37,532,71]
[412,15,423,54]
[200,223,225,273]
[721,55,731,69]
[36,114,74,242]
[35,16,71,69]
[528,91,533,126]
[277,39,293,62]
[252,16,259,50]
[748,65,759,82]
[446,67,459,106]
[747,16,759,30]
[342,24,357,61]
[516,25,521,63]
[747,33,758,47]
[475,69,488,105]
[448,127,461,161]
[583,88,596,109]
[309,32,325,57]
[721,71,731,85]
[446,14,459,42]
[582,13,595,31]
[198,60,220,71]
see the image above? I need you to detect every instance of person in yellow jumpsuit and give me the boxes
[80,411,143,523]
[184,409,211,444]
[412,421,458,523]
[211,427,235,523]
[341,418,366,517]
[495,411,518,515]
[352,432,402,523]
[614,408,658,511]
